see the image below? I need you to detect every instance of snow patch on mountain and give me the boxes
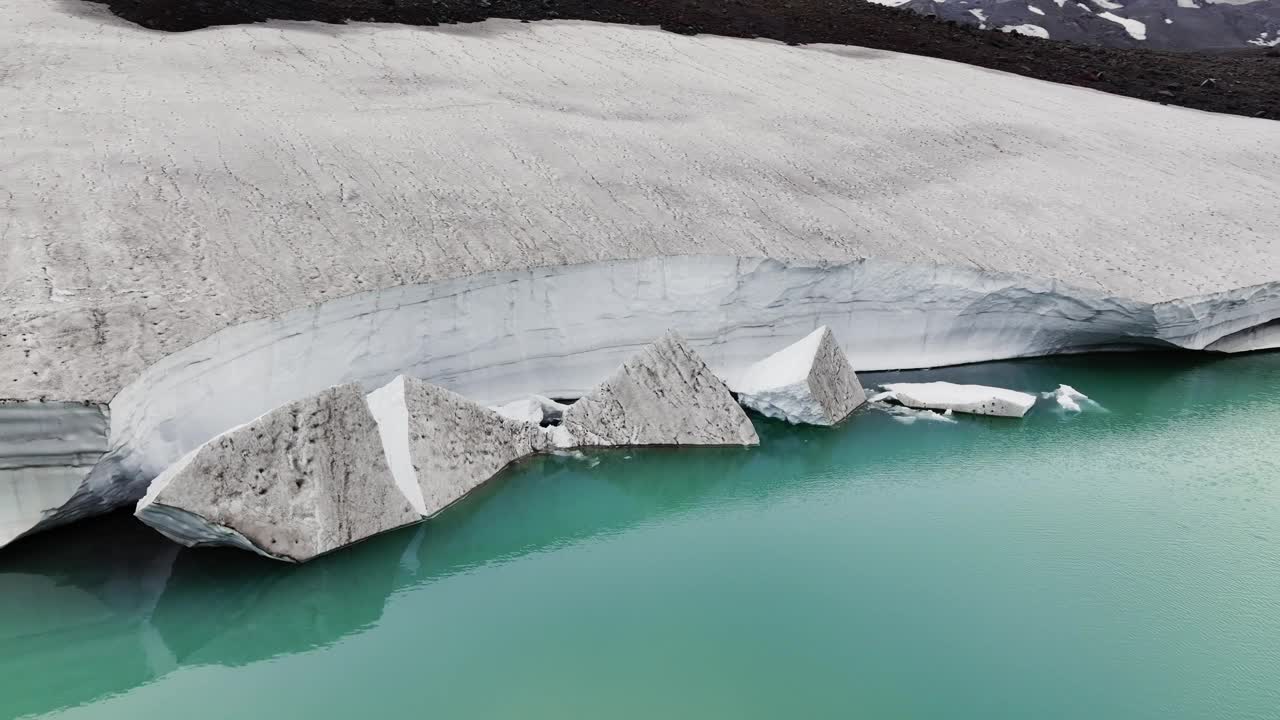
[1249,30,1280,46]
[1098,11,1147,39]
[1002,23,1051,37]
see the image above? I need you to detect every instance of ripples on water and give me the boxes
[2,353,1279,720]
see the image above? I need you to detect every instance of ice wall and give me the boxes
[30,255,1259,533]
[5,255,1279,546]
[1,401,109,546]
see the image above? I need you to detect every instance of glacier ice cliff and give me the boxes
[2,2,1279,546]
[6,255,1280,549]
[0,401,109,547]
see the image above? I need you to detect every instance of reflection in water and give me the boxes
[2,351,1278,720]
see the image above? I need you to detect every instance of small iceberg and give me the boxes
[877,381,1037,418]
[734,326,867,426]
[1042,384,1104,413]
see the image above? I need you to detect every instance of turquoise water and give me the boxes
[3,352,1280,720]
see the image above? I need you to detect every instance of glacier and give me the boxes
[2,1,1278,547]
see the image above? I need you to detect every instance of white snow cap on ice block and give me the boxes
[734,326,867,426]
[367,375,550,519]
[879,381,1037,418]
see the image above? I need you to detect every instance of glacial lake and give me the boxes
[2,352,1279,720]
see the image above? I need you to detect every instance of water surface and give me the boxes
[3,352,1279,720]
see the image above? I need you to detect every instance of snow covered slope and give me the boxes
[1,0,1278,544]
[885,0,1280,50]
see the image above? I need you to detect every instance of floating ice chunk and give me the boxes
[1176,0,1199,7]
[490,395,569,426]
[970,8,988,21]
[1001,24,1051,38]
[369,376,550,519]
[879,382,1037,418]
[1090,0,1124,9]
[1028,5,1046,15]
[563,331,758,447]
[1041,384,1105,413]
[1041,384,1087,412]
[734,326,866,426]
[136,384,422,563]
[1097,11,1147,39]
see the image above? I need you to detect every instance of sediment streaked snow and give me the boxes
[5,3,1279,411]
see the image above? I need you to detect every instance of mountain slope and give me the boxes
[881,0,1280,50]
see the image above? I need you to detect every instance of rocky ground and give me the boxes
[87,0,1280,119]
[885,0,1280,52]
